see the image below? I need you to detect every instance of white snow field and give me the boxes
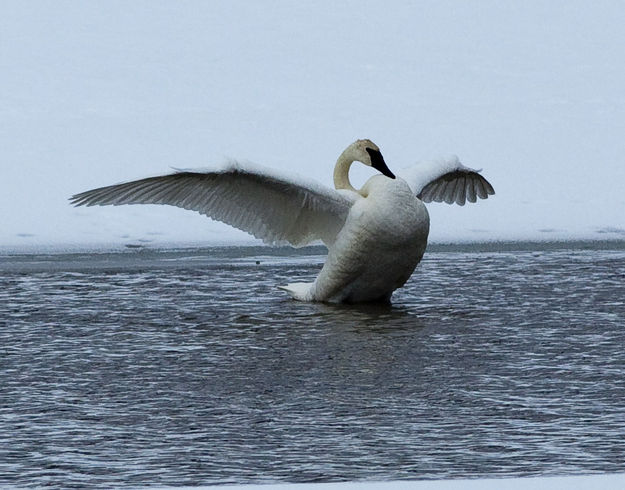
[2,1,625,248]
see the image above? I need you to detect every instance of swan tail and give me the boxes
[278,282,314,301]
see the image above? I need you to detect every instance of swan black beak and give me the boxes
[366,148,396,179]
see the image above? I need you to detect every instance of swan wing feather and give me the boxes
[70,160,356,247]
[399,156,495,206]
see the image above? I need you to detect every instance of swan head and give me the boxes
[334,139,396,192]
[347,139,396,179]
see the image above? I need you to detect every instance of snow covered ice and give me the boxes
[2,1,625,248]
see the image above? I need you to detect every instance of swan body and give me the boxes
[285,176,429,302]
[71,139,494,303]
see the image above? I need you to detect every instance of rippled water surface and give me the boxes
[1,244,625,488]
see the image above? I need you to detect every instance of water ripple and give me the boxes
[1,249,624,487]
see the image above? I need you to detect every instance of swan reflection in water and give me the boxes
[71,140,494,304]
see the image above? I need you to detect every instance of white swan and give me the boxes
[70,139,494,303]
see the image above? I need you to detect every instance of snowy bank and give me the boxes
[165,473,625,490]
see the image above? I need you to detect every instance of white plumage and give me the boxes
[71,139,494,303]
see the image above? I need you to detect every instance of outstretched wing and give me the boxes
[398,156,495,206]
[70,160,356,247]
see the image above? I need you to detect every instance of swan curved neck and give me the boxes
[333,150,357,192]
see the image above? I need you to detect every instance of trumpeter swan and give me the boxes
[70,139,494,303]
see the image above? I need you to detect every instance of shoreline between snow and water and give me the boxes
[2,238,625,256]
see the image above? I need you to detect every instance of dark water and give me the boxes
[1,243,625,488]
